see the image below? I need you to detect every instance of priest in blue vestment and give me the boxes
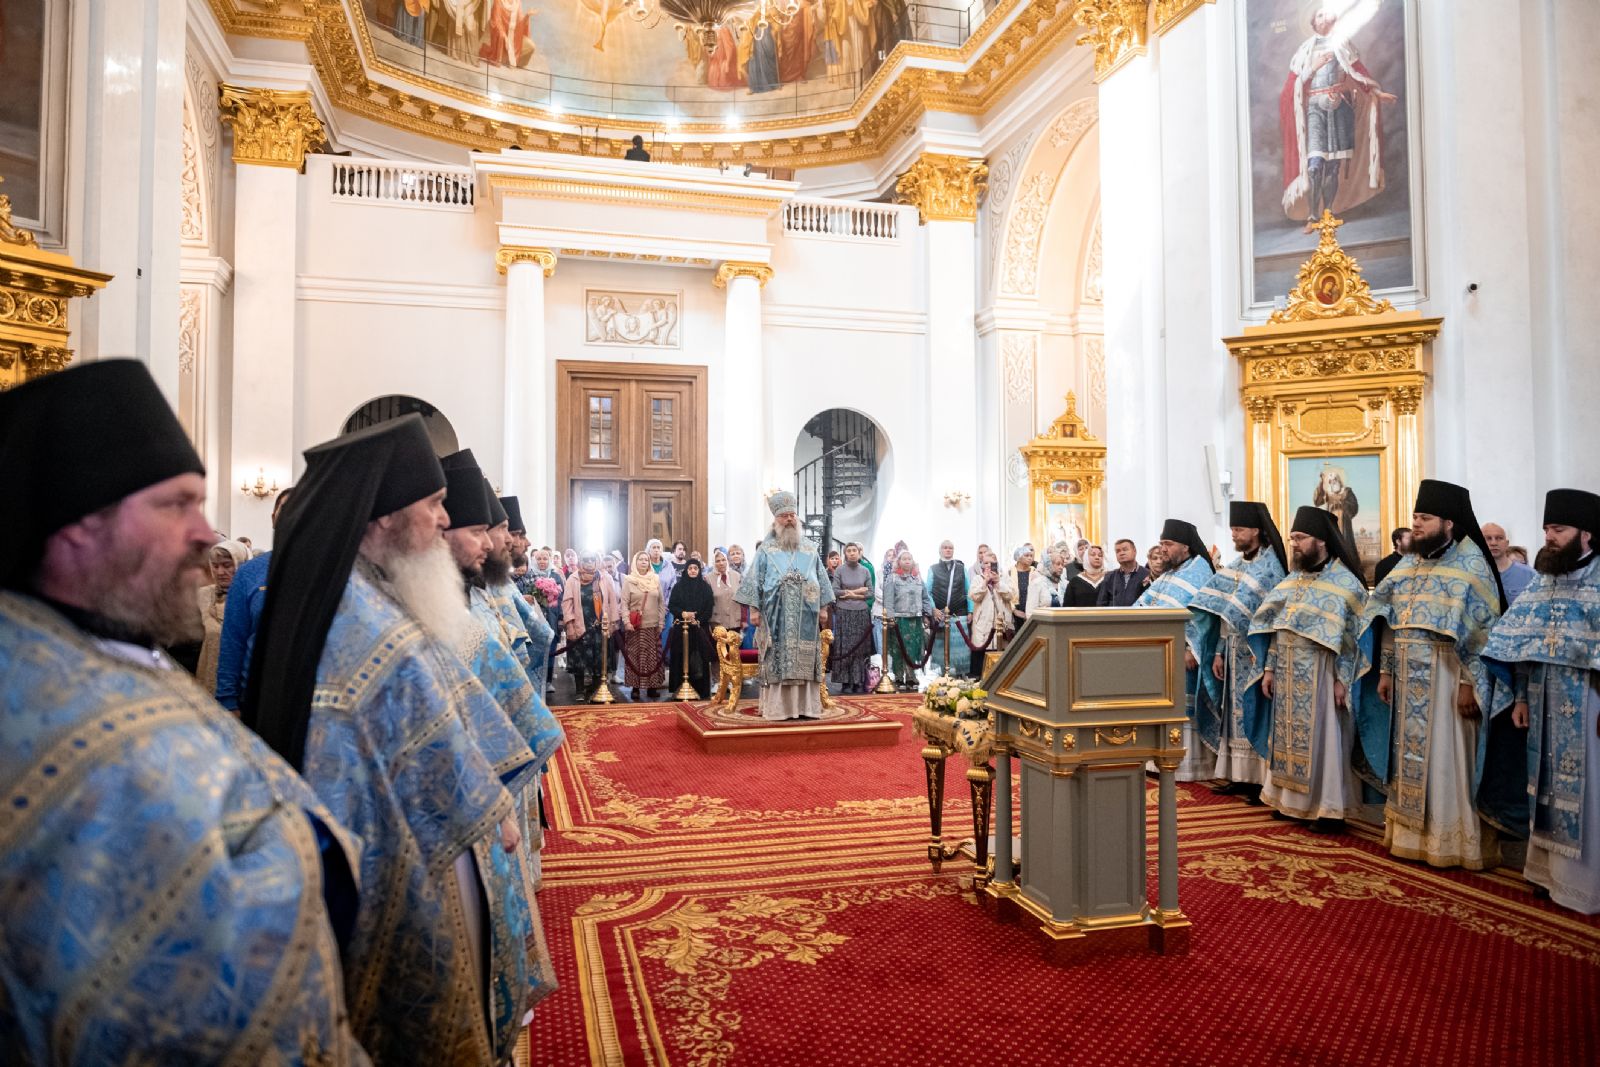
[0,361,369,1066]
[1355,479,1509,870]
[1136,518,1218,780]
[1247,507,1370,832]
[1189,501,1287,795]
[1484,488,1600,912]
[242,415,538,1066]
[735,490,836,720]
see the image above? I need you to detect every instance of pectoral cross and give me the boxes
[1543,603,1569,659]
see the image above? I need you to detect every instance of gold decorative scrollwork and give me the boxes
[1071,0,1150,81]
[1168,727,1182,746]
[712,261,775,289]
[1063,731,1077,751]
[219,84,327,169]
[1151,0,1213,36]
[894,154,989,224]
[495,246,557,278]
[1244,395,1276,424]
[0,184,110,390]
[1391,384,1423,416]
[1269,211,1394,324]
[1017,719,1044,740]
[1022,392,1107,548]
[0,178,38,249]
[1094,727,1138,746]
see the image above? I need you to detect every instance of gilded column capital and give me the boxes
[712,261,774,289]
[218,84,327,169]
[1390,384,1424,416]
[495,246,557,277]
[1071,0,1150,82]
[893,154,988,224]
[1244,394,1277,424]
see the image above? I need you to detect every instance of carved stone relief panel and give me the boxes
[584,289,681,348]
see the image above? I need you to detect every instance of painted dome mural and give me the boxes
[362,0,981,122]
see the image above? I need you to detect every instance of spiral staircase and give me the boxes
[793,409,878,554]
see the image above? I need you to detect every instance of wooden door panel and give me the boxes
[637,383,693,477]
[569,381,626,474]
[630,482,692,558]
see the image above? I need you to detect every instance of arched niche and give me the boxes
[790,407,892,558]
[342,394,460,455]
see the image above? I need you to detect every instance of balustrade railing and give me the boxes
[782,199,902,242]
[328,159,476,209]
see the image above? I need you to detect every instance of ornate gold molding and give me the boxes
[895,154,989,224]
[1224,230,1440,580]
[712,262,774,289]
[202,0,1089,170]
[0,180,111,390]
[1021,392,1107,547]
[218,83,327,169]
[1151,0,1213,37]
[1071,0,1150,82]
[1269,211,1395,324]
[495,247,557,278]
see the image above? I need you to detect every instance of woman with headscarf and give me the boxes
[710,548,743,629]
[667,557,716,699]
[1066,544,1108,606]
[195,539,250,693]
[829,541,873,693]
[562,550,621,701]
[881,549,934,691]
[620,551,667,701]
[967,556,1014,678]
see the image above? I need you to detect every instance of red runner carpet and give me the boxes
[530,696,1600,1066]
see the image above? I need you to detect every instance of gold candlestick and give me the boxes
[674,613,700,702]
[592,618,616,704]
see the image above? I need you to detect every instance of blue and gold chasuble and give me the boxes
[0,592,369,1066]
[1245,560,1370,792]
[1483,555,1600,858]
[1188,551,1285,755]
[492,577,554,682]
[734,535,836,683]
[303,564,533,1066]
[1355,539,1506,830]
[463,587,565,1047]
[1135,554,1215,732]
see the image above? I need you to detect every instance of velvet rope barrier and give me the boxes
[887,615,936,670]
[615,626,667,678]
[826,614,876,671]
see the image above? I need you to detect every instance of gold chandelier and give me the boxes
[626,0,802,55]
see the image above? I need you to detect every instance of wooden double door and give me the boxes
[556,360,707,560]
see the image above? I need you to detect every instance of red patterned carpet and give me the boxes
[529,696,1600,1066]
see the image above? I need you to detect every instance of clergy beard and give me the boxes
[1293,545,1327,572]
[774,522,801,551]
[483,544,512,585]
[383,538,473,650]
[92,539,210,647]
[1411,528,1452,557]
[1535,539,1586,575]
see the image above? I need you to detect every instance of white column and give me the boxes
[1098,54,1168,548]
[229,162,299,547]
[718,262,771,547]
[69,0,187,398]
[499,248,555,543]
[925,218,981,555]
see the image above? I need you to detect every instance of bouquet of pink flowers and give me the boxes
[532,576,563,609]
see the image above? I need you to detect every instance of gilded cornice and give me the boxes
[495,247,556,278]
[218,83,327,168]
[1151,0,1213,37]
[895,154,990,223]
[204,0,1089,169]
[712,262,774,289]
[1071,0,1150,82]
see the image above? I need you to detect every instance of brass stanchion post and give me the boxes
[592,617,616,704]
[674,612,699,702]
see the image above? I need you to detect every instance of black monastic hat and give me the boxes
[1412,478,1506,610]
[485,479,508,528]
[0,360,204,587]
[1291,505,1364,579]
[500,495,525,534]
[1159,518,1215,574]
[1544,489,1600,536]
[241,414,444,767]
[439,449,491,529]
[1228,500,1288,570]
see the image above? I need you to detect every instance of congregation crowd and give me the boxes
[1,359,1597,1067]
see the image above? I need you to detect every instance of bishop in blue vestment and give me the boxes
[735,490,836,720]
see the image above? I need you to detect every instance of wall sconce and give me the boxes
[943,489,972,512]
[240,467,280,499]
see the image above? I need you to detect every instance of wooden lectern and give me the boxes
[981,607,1191,961]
